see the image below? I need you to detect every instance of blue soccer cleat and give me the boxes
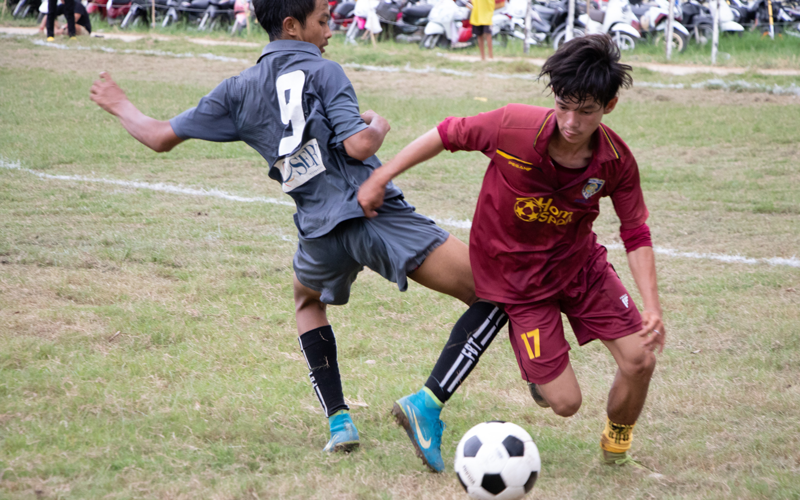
[392,388,446,472]
[323,410,360,453]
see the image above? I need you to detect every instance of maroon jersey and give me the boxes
[438,104,649,304]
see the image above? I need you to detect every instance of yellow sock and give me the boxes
[600,418,635,454]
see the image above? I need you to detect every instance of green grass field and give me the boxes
[1,27,799,499]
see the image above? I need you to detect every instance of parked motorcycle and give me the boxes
[229,0,253,35]
[580,0,642,50]
[87,0,132,23]
[630,0,690,52]
[419,0,473,49]
[198,0,234,30]
[376,0,432,42]
[11,0,40,19]
[492,0,549,45]
[120,0,169,28]
[161,0,208,26]
[330,0,355,30]
[529,0,588,49]
[681,0,743,44]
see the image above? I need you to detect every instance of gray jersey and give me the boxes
[170,40,403,238]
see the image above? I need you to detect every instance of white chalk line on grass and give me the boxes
[0,159,293,207]
[14,36,800,97]
[604,243,799,268]
[2,159,798,268]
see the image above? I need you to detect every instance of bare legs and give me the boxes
[535,333,656,423]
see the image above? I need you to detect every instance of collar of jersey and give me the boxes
[529,110,621,166]
[259,40,321,61]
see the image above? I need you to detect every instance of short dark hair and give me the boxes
[539,34,633,106]
[252,0,317,41]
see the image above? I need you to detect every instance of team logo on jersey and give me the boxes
[620,294,629,308]
[582,178,606,199]
[276,138,327,193]
[514,197,574,225]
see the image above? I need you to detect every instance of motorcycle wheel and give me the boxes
[552,28,585,50]
[656,30,687,53]
[419,33,440,49]
[612,31,636,50]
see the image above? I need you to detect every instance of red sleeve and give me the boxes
[620,223,652,253]
[610,156,649,231]
[436,107,506,154]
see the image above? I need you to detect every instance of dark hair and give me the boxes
[539,34,633,106]
[253,0,317,41]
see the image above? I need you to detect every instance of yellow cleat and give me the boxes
[46,37,55,42]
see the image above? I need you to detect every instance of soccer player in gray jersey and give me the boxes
[90,0,507,471]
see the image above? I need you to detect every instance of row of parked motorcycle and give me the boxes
[337,0,800,51]
[7,0,800,46]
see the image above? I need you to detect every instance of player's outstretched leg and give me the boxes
[393,301,508,472]
[392,237,508,472]
[294,275,359,453]
[600,334,656,466]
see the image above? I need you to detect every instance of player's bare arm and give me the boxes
[90,72,183,153]
[343,110,391,161]
[358,128,444,217]
[626,246,665,353]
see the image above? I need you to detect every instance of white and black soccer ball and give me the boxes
[454,421,541,500]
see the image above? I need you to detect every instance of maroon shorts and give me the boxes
[506,245,643,384]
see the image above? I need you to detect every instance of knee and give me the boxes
[293,281,324,314]
[619,351,657,379]
[548,394,582,418]
[550,396,582,417]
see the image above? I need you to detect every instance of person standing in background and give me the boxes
[46,0,76,41]
[470,0,494,60]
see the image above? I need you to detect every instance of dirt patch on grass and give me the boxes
[0,264,176,340]
[347,68,800,106]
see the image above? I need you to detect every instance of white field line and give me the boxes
[10,36,800,97]
[0,159,293,207]
[2,159,797,268]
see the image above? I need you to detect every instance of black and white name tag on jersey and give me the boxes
[277,138,327,193]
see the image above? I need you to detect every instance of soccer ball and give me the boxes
[454,421,541,500]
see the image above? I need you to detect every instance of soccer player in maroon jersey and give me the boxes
[358,34,666,467]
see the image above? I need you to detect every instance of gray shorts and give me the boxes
[293,197,449,305]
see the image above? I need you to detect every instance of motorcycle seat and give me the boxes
[403,3,431,18]
[589,8,604,22]
[631,4,650,17]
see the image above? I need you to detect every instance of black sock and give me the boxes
[298,326,348,418]
[424,301,508,403]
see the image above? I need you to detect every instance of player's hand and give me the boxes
[90,72,128,116]
[360,110,379,125]
[357,170,388,218]
[637,309,665,354]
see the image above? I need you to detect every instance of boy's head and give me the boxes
[253,0,332,50]
[539,35,633,144]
